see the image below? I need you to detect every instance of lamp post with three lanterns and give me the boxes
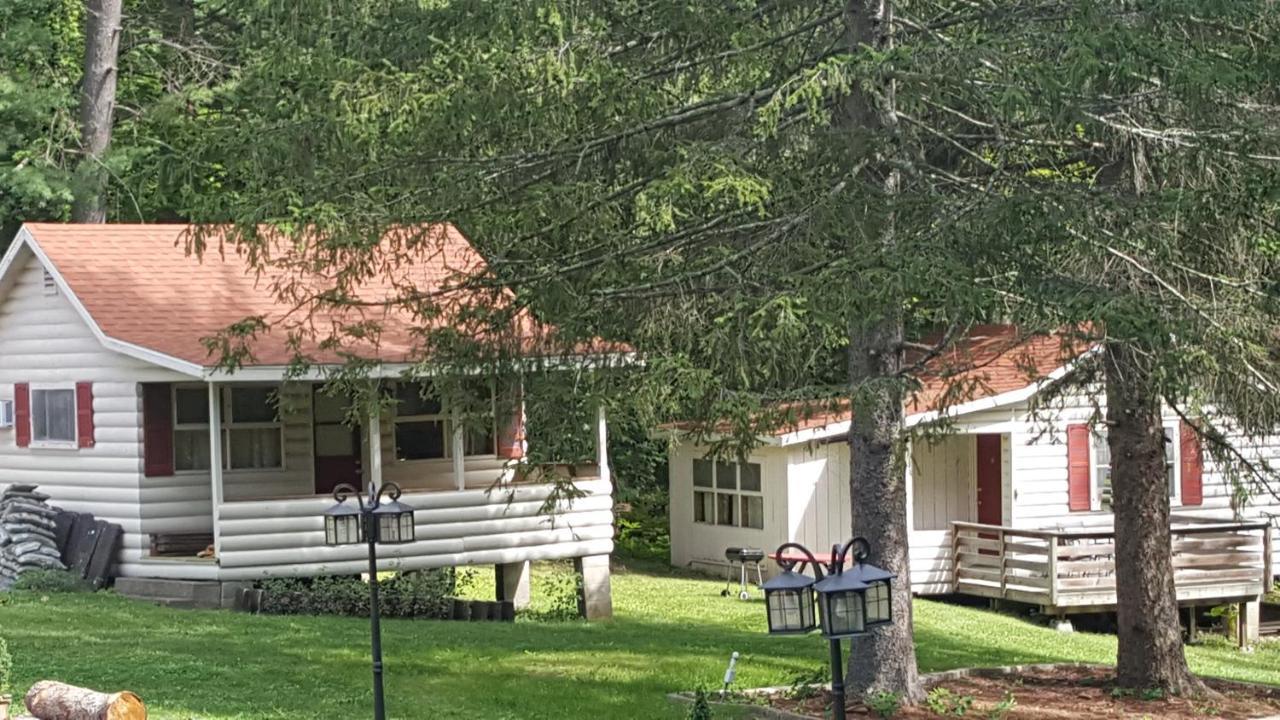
[761,537,895,720]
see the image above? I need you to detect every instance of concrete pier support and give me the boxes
[496,560,532,611]
[575,554,613,621]
[1239,600,1260,649]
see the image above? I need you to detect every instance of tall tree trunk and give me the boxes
[72,0,123,223]
[840,0,922,702]
[846,320,923,702]
[1105,342,1203,694]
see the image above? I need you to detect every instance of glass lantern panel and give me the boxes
[324,516,337,546]
[378,514,401,543]
[399,512,416,542]
[767,589,815,633]
[329,515,361,545]
[823,591,866,636]
[865,581,892,624]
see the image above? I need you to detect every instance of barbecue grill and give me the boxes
[721,546,765,600]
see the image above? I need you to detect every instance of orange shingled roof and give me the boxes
[21,223,601,368]
[769,326,1092,436]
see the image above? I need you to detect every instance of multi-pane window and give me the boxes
[173,385,283,471]
[393,382,494,461]
[31,387,76,444]
[1092,426,1178,511]
[692,459,764,529]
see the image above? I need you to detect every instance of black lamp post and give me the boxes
[324,481,416,720]
[761,537,895,720]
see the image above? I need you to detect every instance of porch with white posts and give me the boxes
[198,381,614,617]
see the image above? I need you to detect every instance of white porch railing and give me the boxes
[215,478,614,580]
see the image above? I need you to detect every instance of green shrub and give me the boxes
[258,569,454,619]
[14,569,93,593]
[867,690,901,719]
[527,569,581,622]
[0,636,11,695]
[687,687,713,720]
[926,687,974,716]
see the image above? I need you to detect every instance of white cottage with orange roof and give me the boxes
[0,223,617,616]
[668,327,1279,631]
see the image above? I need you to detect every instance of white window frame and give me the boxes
[393,382,497,463]
[28,382,77,449]
[171,384,286,473]
[1089,422,1180,511]
[692,459,764,530]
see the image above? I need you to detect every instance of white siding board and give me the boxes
[0,250,154,566]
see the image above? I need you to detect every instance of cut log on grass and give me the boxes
[23,681,145,720]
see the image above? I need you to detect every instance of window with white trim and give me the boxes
[1091,425,1178,511]
[692,459,763,529]
[393,382,494,461]
[172,385,283,471]
[31,385,76,446]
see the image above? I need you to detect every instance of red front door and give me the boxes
[976,434,1003,525]
[313,388,362,495]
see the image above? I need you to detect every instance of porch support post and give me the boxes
[452,422,466,491]
[575,554,613,621]
[495,560,531,611]
[368,404,383,490]
[595,405,610,484]
[207,382,224,556]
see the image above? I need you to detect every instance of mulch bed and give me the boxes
[770,665,1280,719]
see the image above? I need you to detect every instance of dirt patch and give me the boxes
[770,666,1280,719]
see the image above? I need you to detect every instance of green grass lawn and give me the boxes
[1,562,1276,719]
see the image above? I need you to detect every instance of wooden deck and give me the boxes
[951,519,1273,614]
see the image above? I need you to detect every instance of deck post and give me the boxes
[368,405,383,490]
[998,528,1007,598]
[949,522,961,593]
[207,382,224,557]
[452,422,465,490]
[1187,605,1197,644]
[595,405,610,484]
[1047,534,1058,608]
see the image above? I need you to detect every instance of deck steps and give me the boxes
[114,577,223,609]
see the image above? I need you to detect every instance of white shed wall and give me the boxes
[667,443,789,574]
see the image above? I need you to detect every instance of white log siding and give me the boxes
[216,478,614,579]
[667,443,788,575]
[139,382,316,545]
[0,249,192,566]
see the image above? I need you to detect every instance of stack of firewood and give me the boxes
[0,484,65,591]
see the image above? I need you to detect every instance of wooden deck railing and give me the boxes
[951,520,1272,612]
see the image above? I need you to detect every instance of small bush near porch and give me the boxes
[1,563,1277,720]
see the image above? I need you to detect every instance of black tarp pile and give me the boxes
[0,484,66,590]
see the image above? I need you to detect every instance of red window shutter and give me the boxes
[1067,423,1091,511]
[142,383,174,477]
[496,391,525,460]
[1180,421,1204,506]
[76,382,95,448]
[14,382,30,448]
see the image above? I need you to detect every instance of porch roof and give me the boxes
[11,223,624,377]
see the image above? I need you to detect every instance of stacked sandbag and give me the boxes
[0,484,65,590]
